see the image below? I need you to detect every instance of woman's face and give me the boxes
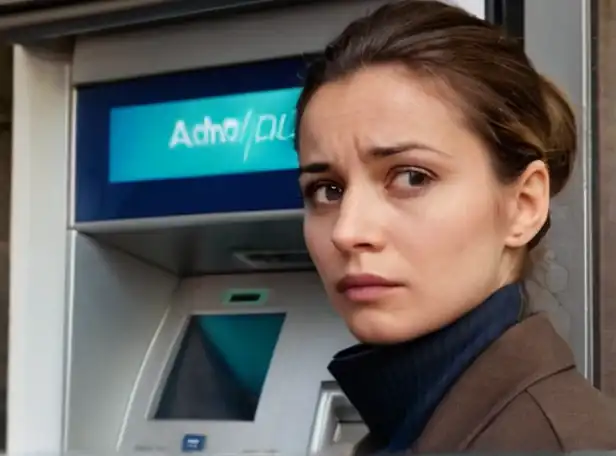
[298,64,534,344]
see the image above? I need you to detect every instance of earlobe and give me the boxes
[504,160,551,248]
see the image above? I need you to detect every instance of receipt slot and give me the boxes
[309,382,368,456]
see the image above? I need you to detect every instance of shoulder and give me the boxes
[473,367,616,452]
[526,368,616,450]
[416,315,616,453]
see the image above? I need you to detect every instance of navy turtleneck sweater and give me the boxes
[328,283,523,453]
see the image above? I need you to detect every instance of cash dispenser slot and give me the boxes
[309,382,368,456]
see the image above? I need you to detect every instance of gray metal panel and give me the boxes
[8,44,72,454]
[71,0,388,84]
[308,382,367,456]
[0,0,322,43]
[524,0,593,379]
[79,215,311,276]
[66,233,177,451]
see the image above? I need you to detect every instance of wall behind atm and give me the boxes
[596,0,616,397]
[0,44,12,447]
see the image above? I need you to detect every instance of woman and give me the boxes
[295,0,616,453]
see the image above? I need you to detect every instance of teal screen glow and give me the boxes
[155,313,286,421]
[109,87,301,183]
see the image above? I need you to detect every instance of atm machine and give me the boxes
[70,48,364,455]
[4,0,593,455]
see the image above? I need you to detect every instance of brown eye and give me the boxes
[390,168,432,189]
[312,183,343,206]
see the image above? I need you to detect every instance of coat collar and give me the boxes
[353,314,575,455]
[414,313,575,453]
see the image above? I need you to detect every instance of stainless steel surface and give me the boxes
[80,215,312,276]
[71,0,387,84]
[308,382,367,456]
[0,0,322,43]
[581,0,596,386]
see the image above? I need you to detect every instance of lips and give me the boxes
[335,274,403,301]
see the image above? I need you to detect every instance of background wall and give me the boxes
[524,0,594,380]
[597,0,616,397]
[0,44,12,447]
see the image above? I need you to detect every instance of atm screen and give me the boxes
[109,87,301,184]
[75,55,311,222]
[154,313,286,421]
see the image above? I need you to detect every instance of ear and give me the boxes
[504,160,551,248]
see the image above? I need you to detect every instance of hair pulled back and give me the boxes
[295,0,576,247]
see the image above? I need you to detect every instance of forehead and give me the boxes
[298,64,473,160]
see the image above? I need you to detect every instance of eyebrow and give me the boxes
[298,141,447,175]
[368,141,448,158]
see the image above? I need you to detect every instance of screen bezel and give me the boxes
[74,55,313,223]
[147,310,288,422]
[115,272,356,455]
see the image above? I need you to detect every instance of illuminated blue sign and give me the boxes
[109,87,301,183]
[75,55,308,222]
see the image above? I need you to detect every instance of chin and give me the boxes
[345,309,430,345]
[350,327,408,345]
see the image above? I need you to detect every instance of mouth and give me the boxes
[335,274,404,302]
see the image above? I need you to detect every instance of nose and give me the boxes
[331,188,386,254]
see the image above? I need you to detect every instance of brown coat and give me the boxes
[356,314,616,454]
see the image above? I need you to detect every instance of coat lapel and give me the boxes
[413,314,575,453]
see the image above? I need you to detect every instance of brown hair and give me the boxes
[295,0,576,248]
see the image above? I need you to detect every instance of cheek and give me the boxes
[392,184,504,274]
[303,214,336,279]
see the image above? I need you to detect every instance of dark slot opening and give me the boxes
[228,293,262,303]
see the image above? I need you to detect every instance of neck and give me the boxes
[328,283,523,452]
